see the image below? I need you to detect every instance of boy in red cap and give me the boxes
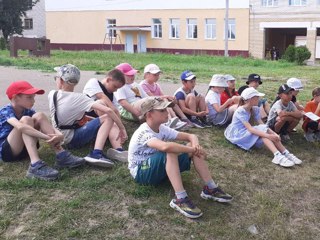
[0,81,84,180]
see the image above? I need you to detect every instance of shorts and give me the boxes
[135,152,191,185]
[1,139,39,162]
[67,117,101,149]
[268,117,290,134]
[119,98,145,122]
[258,98,267,107]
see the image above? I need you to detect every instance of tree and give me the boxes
[0,0,39,42]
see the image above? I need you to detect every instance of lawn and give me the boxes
[0,50,319,240]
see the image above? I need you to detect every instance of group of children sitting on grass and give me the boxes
[0,62,319,219]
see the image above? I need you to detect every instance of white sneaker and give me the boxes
[165,117,179,129]
[272,154,295,167]
[285,153,302,165]
[106,148,128,163]
[174,120,187,130]
[304,132,315,142]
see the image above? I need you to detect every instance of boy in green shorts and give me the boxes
[128,97,233,219]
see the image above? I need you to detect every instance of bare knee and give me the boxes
[99,114,113,124]
[20,116,34,126]
[32,112,47,123]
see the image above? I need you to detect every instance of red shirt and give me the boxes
[220,89,239,106]
[302,100,320,132]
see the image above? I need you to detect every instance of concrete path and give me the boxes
[0,66,209,115]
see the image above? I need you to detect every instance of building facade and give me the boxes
[45,0,250,56]
[23,0,46,38]
[249,0,320,62]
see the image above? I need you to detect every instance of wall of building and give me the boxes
[23,0,46,38]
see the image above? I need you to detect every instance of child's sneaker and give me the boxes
[199,117,212,128]
[272,154,295,167]
[285,153,302,165]
[173,120,188,130]
[181,118,194,128]
[169,197,203,219]
[84,151,114,168]
[190,118,205,129]
[26,160,59,181]
[304,132,315,142]
[200,186,233,203]
[164,117,179,129]
[280,134,291,142]
[55,151,85,169]
[106,148,128,163]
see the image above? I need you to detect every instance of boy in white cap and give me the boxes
[225,87,302,167]
[49,64,128,167]
[128,97,233,219]
[205,74,239,126]
[140,64,190,130]
[1,81,84,180]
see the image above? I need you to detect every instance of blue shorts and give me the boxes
[135,152,191,185]
[67,118,101,149]
[1,139,39,162]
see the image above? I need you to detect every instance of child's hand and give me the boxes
[268,133,281,142]
[117,128,128,144]
[46,133,64,147]
[197,111,208,117]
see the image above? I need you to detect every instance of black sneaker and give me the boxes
[198,117,212,128]
[200,186,233,203]
[26,160,59,181]
[190,118,205,129]
[55,151,85,169]
[169,197,203,218]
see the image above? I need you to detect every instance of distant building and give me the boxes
[249,0,320,62]
[23,0,46,38]
[45,0,250,56]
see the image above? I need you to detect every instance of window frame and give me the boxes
[186,18,198,39]
[225,18,236,40]
[289,0,307,6]
[152,18,162,39]
[106,19,117,38]
[205,18,216,40]
[261,0,278,7]
[24,18,33,30]
[169,18,180,39]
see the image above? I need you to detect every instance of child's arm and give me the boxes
[315,102,320,115]
[117,99,141,117]
[278,109,303,119]
[147,138,195,154]
[94,92,120,117]
[243,121,279,141]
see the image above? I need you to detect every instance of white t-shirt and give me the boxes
[128,123,178,178]
[267,99,297,125]
[114,82,148,104]
[205,89,221,105]
[48,90,95,144]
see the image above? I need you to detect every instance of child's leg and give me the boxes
[172,104,188,119]
[196,95,207,112]
[185,94,197,112]
[166,107,176,118]
[286,117,300,133]
[165,152,185,192]
[262,137,284,154]
[94,114,114,150]
[7,116,40,164]
[108,123,123,149]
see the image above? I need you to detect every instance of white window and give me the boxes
[169,19,180,39]
[289,0,307,6]
[106,19,116,38]
[152,18,162,38]
[186,19,197,39]
[261,0,278,6]
[225,19,236,40]
[205,18,216,39]
[24,18,33,30]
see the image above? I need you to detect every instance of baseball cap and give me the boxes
[180,70,196,81]
[6,81,45,100]
[54,64,80,84]
[116,63,138,76]
[278,84,294,94]
[224,74,236,81]
[144,64,161,74]
[246,73,262,85]
[241,87,265,100]
[287,78,303,90]
[140,97,174,116]
[209,74,228,87]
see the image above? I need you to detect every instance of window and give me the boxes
[106,19,116,38]
[152,18,162,38]
[205,18,216,39]
[187,19,197,39]
[169,18,180,39]
[289,0,307,6]
[24,18,33,30]
[261,0,278,6]
[225,19,236,40]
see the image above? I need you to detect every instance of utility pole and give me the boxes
[224,0,229,57]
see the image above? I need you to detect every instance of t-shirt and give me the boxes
[48,90,96,144]
[0,104,35,159]
[128,123,178,178]
[302,100,320,131]
[267,99,297,125]
[220,89,239,105]
[83,78,116,104]
[205,89,221,118]
[174,87,199,101]
[114,82,148,104]
[140,80,163,96]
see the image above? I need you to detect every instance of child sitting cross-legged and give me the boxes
[225,87,302,168]
[128,97,233,219]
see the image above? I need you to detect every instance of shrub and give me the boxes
[0,38,7,50]
[282,45,296,62]
[295,46,311,65]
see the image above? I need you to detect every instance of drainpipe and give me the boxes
[224,0,229,57]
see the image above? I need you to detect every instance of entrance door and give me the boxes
[137,33,147,53]
[125,34,134,53]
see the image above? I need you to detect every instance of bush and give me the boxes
[282,45,311,65]
[295,46,311,65]
[0,37,7,50]
[282,45,296,62]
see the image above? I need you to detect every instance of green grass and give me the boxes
[0,50,320,239]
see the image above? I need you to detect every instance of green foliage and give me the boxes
[0,0,39,41]
[295,46,311,65]
[282,45,311,65]
[0,37,7,50]
[282,45,296,62]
